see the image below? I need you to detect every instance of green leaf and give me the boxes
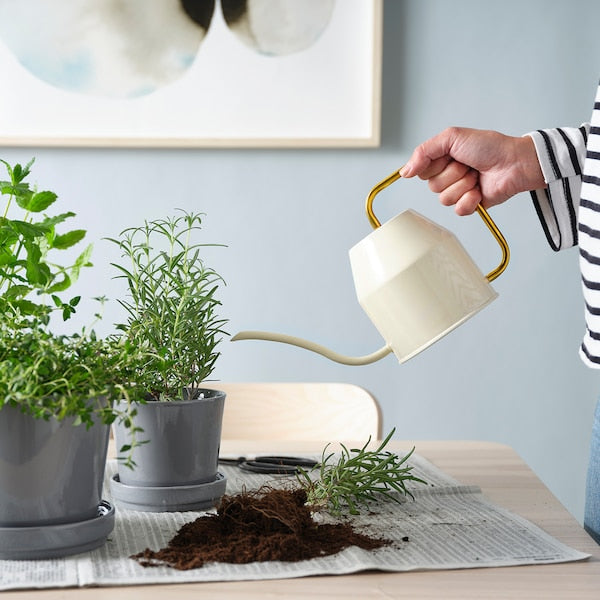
[39,212,76,229]
[0,225,19,247]
[69,243,93,283]
[0,182,29,198]
[10,220,47,239]
[5,284,31,299]
[9,298,39,315]
[11,163,22,182]
[28,190,57,212]
[46,274,72,294]
[52,229,86,250]
[9,160,33,184]
[24,242,49,285]
[13,190,34,210]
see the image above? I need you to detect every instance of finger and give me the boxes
[437,170,480,211]
[427,160,471,192]
[416,156,453,180]
[454,187,483,216]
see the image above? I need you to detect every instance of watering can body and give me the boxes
[349,209,497,363]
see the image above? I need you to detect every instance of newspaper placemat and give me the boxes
[0,452,590,590]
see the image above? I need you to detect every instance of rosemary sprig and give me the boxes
[297,429,427,515]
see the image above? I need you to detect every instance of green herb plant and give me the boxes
[108,211,228,401]
[297,428,427,515]
[0,158,91,320]
[0,158,145,467]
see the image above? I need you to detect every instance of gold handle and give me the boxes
[365,169,510,282]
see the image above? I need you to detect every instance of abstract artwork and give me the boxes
[0,0,382,147]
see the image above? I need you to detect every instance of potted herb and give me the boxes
[0,159,142,559]
[109,211,229,512]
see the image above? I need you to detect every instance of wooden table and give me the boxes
[3,440,599,599]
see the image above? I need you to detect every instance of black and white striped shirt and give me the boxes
[528,84,600,367]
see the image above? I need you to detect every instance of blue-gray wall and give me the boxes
[2,0,599,522]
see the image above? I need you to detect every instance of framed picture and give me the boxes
[0,0,382,148]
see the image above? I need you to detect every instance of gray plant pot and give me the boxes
[111,388,227,512]
[0,402,115,559]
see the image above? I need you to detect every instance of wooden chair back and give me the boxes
[209,382,382,441]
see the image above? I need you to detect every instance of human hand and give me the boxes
[401,127,545,215]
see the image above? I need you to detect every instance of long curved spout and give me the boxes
[231,330,392,366]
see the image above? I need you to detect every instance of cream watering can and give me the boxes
[232,169,510,365]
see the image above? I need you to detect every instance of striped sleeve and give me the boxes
[526,125,589,251]
[578,101,600,368]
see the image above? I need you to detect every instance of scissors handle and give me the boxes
[240,456,319,475]
[256,456,319,468]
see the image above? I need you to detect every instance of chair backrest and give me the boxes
[211,382,382,441]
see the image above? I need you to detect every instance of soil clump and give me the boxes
[133,486,391,570]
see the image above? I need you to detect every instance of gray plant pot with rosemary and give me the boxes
[107,212,229,512]
[0,403,115,560]
[110,388,227,512]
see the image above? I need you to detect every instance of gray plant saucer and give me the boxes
[109,472,227,512]
[0,500,115,560]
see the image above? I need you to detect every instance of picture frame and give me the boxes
[0,0,382,148]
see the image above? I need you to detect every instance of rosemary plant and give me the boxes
[297,429,427,515]
[108,211,228,401]
[0,158,144,465]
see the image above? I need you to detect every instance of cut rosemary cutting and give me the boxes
[297,428,427,515]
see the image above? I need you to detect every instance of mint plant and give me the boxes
[0,158,91,322]
[108,211,228,401]
[0,158,145,467]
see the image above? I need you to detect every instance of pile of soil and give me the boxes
[133,486,391,570]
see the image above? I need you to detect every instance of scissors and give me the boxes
[218,455,319,475]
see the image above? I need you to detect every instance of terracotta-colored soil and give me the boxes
[133,486,391,570]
